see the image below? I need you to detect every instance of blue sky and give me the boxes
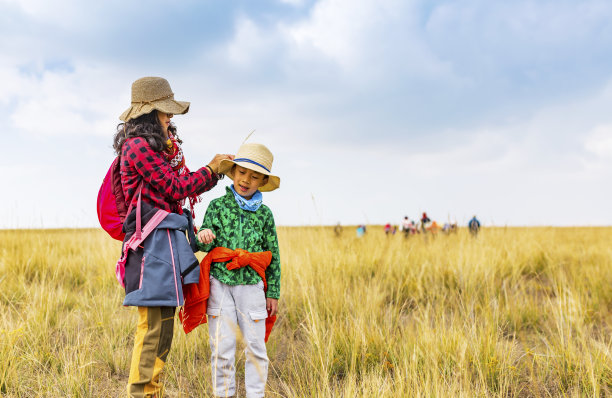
[2,0,612,228]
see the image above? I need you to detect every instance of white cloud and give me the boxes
[585,124,612,158]
[286,0,374,65]
[0,64,36,104]
[224,16,278,68]
[8,64,126,137]
[283,0,452,80]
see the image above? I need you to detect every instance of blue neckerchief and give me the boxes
[230,185,263,211]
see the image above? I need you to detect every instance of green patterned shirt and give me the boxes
[197,186,281,299]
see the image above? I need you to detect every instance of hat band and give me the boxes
[131,93,174,105]
[234,158,270,172]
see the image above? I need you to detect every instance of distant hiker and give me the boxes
[410,220,418,234]
[384,223,392,235]
[420,212,431,234]
[469,215,481,237]
[113,76,233,398]
[443,222,458,235]
[356,224,366,237]
[193,143,281,398]
[428,220,441,236]
[401,216,411,238]
[334,222,343,237]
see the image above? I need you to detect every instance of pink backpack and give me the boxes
[97,157,137,241]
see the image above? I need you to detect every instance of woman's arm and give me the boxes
[125,137,217,201]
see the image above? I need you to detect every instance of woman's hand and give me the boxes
[207,154,235,174]
[197,229,216,244]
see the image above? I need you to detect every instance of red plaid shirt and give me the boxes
[121,137,218,214]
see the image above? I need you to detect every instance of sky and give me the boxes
[2,0,612,228]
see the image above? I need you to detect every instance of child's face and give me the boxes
[232,165,268,199]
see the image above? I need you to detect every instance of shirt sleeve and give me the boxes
[125,137,218,201]
[262,209,281,299]
[196,200,219,253]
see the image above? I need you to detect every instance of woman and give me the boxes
[112,76,233,398]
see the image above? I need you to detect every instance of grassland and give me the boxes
[0,226,610,397]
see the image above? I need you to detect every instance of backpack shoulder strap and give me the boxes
[115,207,169,288]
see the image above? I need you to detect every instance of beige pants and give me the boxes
[207,277,269,398]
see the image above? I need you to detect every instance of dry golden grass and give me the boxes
[0,227,610,397]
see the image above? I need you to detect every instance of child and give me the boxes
[197,142,281,398]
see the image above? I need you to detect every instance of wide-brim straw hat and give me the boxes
[119,77,190,122]
[218,143,280,192]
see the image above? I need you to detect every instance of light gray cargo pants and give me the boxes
[207,276,269,398]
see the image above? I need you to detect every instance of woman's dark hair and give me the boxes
[112,111,182,155]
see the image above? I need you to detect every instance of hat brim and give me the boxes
[219,159,280,192]
[120,99,190,122]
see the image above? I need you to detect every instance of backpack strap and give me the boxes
[124,181,143,227]
[115,184,167,288]
[134,184,143,241]
[181,207,198,253]
[114,207,169,288]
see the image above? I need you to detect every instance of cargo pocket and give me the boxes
[249,310,268,323]
[207,307,221,320]
[207,307,224,345]
[247,310,268,343]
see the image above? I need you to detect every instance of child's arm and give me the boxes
[262,208,281,302]
[196,201,219,252]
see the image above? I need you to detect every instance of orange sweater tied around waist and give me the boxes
[179,247,277,342]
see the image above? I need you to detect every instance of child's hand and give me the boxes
[197,229,216,244]
[266,298,278,317]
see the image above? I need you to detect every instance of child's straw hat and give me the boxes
[119,77,190,122]
[218,143,280,192]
